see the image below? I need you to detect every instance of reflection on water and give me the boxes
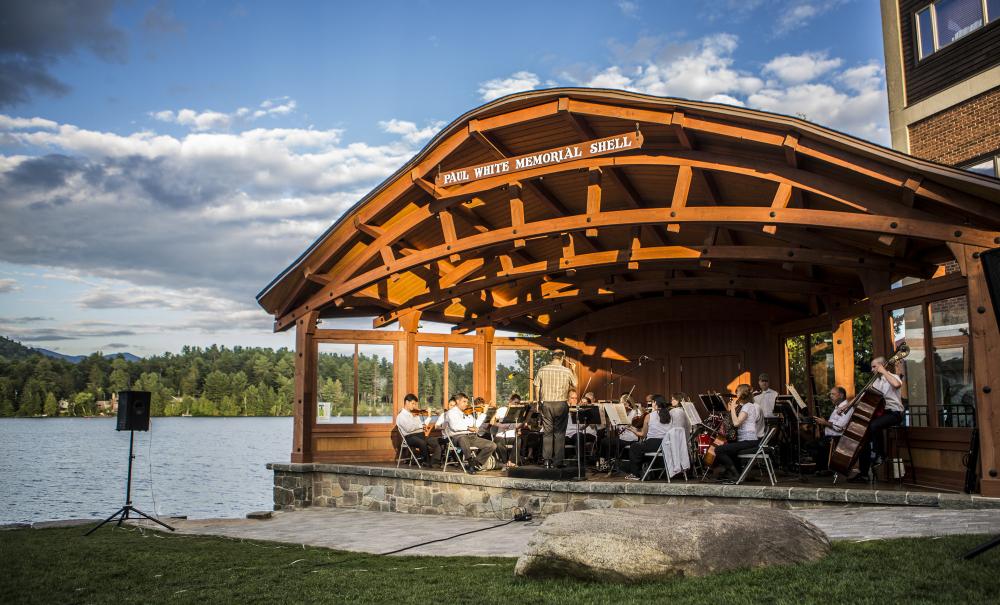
[0,417,293,524]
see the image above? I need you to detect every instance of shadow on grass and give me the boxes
[1,526,998,604]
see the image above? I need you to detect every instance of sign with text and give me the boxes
[434,131,644,187]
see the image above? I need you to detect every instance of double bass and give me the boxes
[829,343,910,475]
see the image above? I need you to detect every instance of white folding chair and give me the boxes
[736,427,779,485]
[442,432,478,474]
[395,426,423,468]
[641,447,666,481]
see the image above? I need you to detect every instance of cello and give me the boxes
[829,343,910,475]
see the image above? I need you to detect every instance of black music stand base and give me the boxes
[84,429,175,536]
[963,534,1000,560]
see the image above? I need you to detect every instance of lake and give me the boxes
[0,417,295,524]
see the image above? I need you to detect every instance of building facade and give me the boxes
[881,0,1000,174]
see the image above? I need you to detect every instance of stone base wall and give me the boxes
[269,463,1000,518]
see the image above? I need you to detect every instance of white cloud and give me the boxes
[0,111,437,321]
[0,278,19,294]
[378,119,445,144]
[775,1,848,36]
[763,51,842,84]
[478,71,542,101]
[560,33,889,144]
[0,116,58,130]
[152,97,299,132]
[583,34,763,101]
[617,1,639,17]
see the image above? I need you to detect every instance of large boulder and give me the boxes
[514,505,830,582]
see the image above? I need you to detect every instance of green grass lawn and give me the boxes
[2,526,998,604]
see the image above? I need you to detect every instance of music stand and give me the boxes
[500,405,531,466]
[775,396,804,480]
[570,406,601,480]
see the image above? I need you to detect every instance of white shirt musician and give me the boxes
[851,356,905,483]
[754,374,779,417]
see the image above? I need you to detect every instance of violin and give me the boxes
[462,405,488,415]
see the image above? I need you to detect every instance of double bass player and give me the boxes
[849,356,904,482]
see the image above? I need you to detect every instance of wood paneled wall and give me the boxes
[574,319,779,401]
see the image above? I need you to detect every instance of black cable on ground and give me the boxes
[378,519,516,556]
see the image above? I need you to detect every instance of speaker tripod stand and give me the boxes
[85,429,174,536]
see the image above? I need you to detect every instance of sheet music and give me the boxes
[681,400,702,426]
[787,384,807,410]
[604,403,628,426]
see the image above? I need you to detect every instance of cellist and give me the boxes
[849,356,904,483]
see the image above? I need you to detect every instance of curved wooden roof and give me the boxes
[258,88,1000,334]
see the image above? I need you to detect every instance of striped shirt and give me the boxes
[533,361,577,402]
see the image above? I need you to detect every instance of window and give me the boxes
[891,305,930,427]
[917,7,936,59]
[495,348,549,403]
[784,335,808,403]
[316,343,359,424]
[810,331,835,414]
[417,345,476,408]
[929,296,975,427]
[853,314,874,391]
[417,346,444,408]
[356,344,393,423]
[964,155,1000,178]
[916,0,996,59]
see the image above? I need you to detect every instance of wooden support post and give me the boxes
[763,183,793,235]
[477,327,495,404]
[509,183,525,248]
[966,246,1000,497]
[399,309,421,396]
[291,311,318,463]
[833,318,856,397]
[586,168,602,238]
[667,166,692,233]
[438,209,461,262]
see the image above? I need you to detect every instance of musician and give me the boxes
[444,392,497,473]
[597,393,639,471]
[712,384,762,482]
[850,356,904,483]
[805,386,853,473]
[395,393,441,466]
[669,392,692,439]
[754,374,779,417]
[623,394,672,480]
[533,349,577,468]
[566,402,598,462]
[493,393,525,468]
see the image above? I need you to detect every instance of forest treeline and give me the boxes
[0,336,300,417]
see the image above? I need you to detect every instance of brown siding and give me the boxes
[577,319,776,401]
[908,86,1000,165]
[900,0,1000,105]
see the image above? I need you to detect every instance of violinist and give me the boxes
[597,394,639,470]
[444,392,497,473]
[623,394,672,480]
[850,356,904,483]
[396,393,441,466]
[711,384,761,482]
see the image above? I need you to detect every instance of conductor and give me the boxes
[533,349,577,468]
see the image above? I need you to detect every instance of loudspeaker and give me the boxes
[982,248,1000,327]
[117,390,151,431]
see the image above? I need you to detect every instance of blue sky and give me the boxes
[0,0,890,356]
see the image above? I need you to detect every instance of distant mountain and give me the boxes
[0,335,35,360]
[32,348,85,363]
[29,346,142,364]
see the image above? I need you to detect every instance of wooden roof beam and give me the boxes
[667,165,693,233]
[763,182,794,235]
